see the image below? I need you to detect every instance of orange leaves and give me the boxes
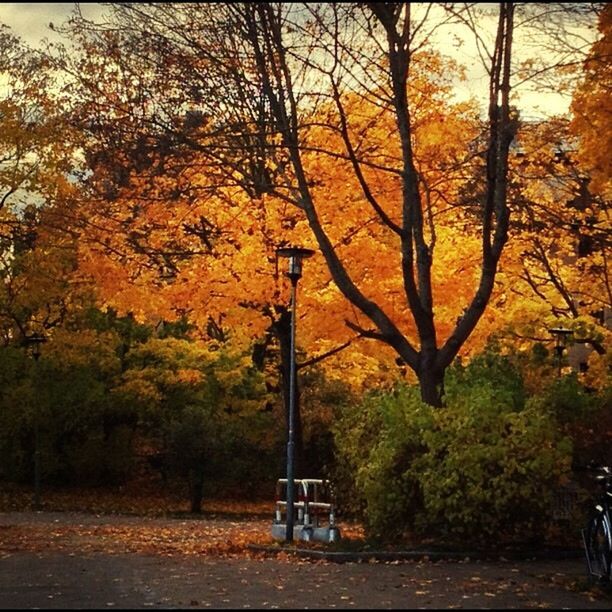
[0,518,273,558]
[71,53,493,390]
[0,487,277,559]
[65,6,606,399]
[570,5,612,199]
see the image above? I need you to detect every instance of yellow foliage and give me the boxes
[71,38,608,390]
[582,346,612,392]
[570,5,612,199]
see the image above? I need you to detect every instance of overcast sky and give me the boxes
[0,2,583,119]
[0,2,104,45]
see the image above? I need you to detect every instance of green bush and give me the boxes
[528,373,600,426]
[332,383,433,539]
[0,326,281,501]
[333,354,574,545]
[412,386,572,543]
[444,350,525,409]
[0,341,136,486]
[0,347,33,482]
[529,374,610,469]
[117,337,277,508]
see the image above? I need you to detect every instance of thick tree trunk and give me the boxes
[189,467,204,514]
[418,367,445,408]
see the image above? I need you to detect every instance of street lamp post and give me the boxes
[23,333,46,510]
[276,246,315,542]
[548,327,572,377]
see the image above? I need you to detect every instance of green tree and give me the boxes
[115,337,272,512]
[0,324,134,487]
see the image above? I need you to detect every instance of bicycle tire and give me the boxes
[585,513,612,585]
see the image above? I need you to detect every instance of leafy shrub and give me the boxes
[333,354,574,545]
[117,337,277,509]
[529,373,610,469]
[412,385,572,543]
[528,373,601,426]
[0,340,135,486]
[332,383,432,539]
[0,329,277,497]
[0,347,33,481]
[444,350,525,409]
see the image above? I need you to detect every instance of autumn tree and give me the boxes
[569,2,611,316]
[0,27,124,496]
[506,120,609,347]
[0,26,87,345]
[108,2,514,407]
[112,336,271,512]
[216,3,608,405]
[490,4,610,367]
[47,11,385,475]
[51,3,605,408]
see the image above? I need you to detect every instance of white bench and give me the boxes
[272,478,341,542]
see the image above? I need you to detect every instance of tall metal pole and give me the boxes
[33,417,41,510]
[286,275,298,542]
[276,246,314,543]
[32,347,42,511]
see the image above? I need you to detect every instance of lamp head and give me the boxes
[276,246,315,281]
[548,326,572,358]
[548,326,572,345]
[23,333,47,361]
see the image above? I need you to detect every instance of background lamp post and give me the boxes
[276,246,315,542]
[548,326,572,378]
[23,333,47,510]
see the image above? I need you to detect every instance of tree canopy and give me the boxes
[0,2,607,403]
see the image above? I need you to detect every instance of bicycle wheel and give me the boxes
[585,513,611,584]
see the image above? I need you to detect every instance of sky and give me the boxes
[0,2,590,119]
[0,2,104,45]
